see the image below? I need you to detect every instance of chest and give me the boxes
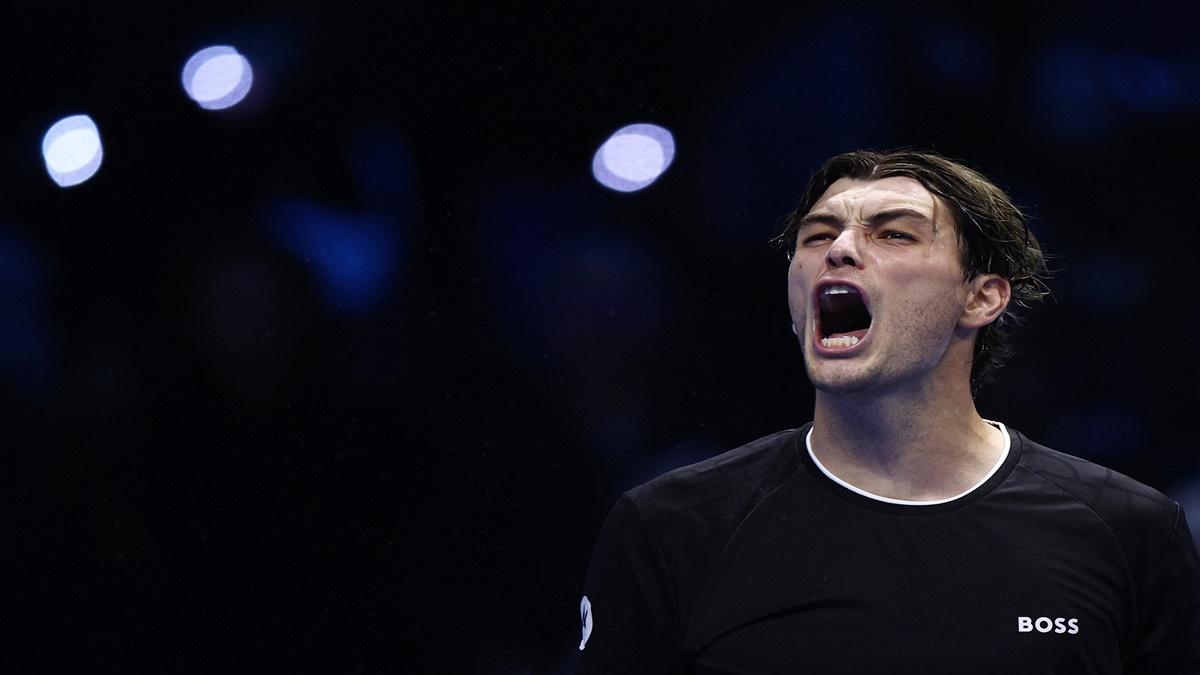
[683,499,1130,674]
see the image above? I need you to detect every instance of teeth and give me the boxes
[822,284,856,295]
[821,335,860,348]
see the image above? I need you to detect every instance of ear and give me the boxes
[959,274,1010,329]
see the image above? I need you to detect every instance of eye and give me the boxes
[802,232,835,245]
[882,231,916,241]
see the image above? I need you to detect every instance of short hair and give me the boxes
[772,149,1050,393]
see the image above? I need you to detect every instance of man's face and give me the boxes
[787,176,973,394]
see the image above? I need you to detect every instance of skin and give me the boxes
[788,176,1011,501]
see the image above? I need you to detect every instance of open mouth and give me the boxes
[815,282,872,350]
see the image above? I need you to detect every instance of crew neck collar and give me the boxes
[804,421,1011,507]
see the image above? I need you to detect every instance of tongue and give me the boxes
[828,329,868,340]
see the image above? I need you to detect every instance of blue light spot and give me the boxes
[1106,52,1181,112]
[1035,43,1113,138]
[264,200,401,317]
[1034,43,1191,140]
[0,227,58,396]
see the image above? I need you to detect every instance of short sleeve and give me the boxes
[575,494,683,675]
[1127,504,1200,673]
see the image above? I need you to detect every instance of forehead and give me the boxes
[808,176,941,218]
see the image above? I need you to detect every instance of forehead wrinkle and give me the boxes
[812,177,935,215]
[810,192,936,228]
[856,191,935,220]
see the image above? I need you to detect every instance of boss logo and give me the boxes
[1018,616,1079,634]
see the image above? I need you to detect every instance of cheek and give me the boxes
[889,280,967,342]
[886,256,964,298]
[787,256,803,276]
[787,289,806,323]
[786,264,807,315]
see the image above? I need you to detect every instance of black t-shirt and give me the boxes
[575,424,1200,674]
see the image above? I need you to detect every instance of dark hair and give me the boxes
[773,149,1050,392]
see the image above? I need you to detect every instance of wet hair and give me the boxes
[773,149,1050,393]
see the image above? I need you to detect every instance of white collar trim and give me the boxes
[805,421,1011,506]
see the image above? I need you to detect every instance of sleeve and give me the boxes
[1127,503,1200,674]
[575,493,684,675]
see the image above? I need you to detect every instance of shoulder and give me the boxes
[595,426,807,628]
[626,427,804,516]
[1014,430,1178,517]
[1012,429,1181,559]
[617,426,806,554]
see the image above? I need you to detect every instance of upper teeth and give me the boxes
[823,285,856,295]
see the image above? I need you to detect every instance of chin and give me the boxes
[805,363,883,395]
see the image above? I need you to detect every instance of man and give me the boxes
[575,150,1200,673]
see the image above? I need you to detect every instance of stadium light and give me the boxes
[592,123,675,193]
[42,115,103,188]
[182,45,254,110]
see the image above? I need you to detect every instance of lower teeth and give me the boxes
[821,335,860,348]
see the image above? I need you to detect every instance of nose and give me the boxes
[826,229,863,269]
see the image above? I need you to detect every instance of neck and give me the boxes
[810,372,1004,502]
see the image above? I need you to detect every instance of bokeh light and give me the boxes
[264,199,402,318]
[42,115,103,188]
[182,45,254,110]
[0,225,58,397]
[592,123,675,192]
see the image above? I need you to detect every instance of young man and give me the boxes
[575,151,1200,674]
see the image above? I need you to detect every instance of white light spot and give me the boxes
[42,115,103,188]
[579,595,593,650]
[182,45,253,110]
[592,123,675,192]
[603,134,664,181]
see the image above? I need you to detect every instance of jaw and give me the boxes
[805,320,974,399]
[804,337,884,394]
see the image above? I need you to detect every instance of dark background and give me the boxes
[4,2,1199,672]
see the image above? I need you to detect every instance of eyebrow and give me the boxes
[798,207,935,231]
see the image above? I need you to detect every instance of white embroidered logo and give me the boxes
[1017,616,1080,634]
[579,595,594,650]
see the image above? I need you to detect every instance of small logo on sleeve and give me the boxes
[1018,616,1079,634]
[579,596,593,650]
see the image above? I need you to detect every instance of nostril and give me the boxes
[841,256,854,265]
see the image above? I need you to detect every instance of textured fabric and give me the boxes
[576,425,1200,674]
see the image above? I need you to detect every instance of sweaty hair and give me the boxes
[773,149,1050,393]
